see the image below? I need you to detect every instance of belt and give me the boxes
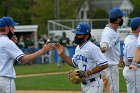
[82,75,101,85]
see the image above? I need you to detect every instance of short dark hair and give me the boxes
[0,27,5,32]
[85,33,91,41]
[109,16,122,23]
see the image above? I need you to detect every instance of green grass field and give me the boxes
[15,64,73,75]
[15,64,127,92]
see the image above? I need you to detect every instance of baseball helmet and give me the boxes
[130,17,140,30]
[109,8,125,19]
[72,22,91,34]
[0,16,19,27]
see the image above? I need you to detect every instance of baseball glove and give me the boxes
[68,69,86,84]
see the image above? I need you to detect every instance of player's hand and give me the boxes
[11,35,17,43]
[100,43,108,53]
[129,64,138,70]
[42,42,55,53]
[100,47,108,53]
[54,43,64,55]
[119,59,125,68]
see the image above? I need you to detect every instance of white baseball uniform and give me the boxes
[137,32,140,47]
[0,35,25,93]
[123,34,140,93]
[72,41,108,93]
[100,25,120,93]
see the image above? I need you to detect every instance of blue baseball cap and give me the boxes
[72,22,91,34]
[109,8,125,19]
[130,17,140,30]
[0,16,19,27]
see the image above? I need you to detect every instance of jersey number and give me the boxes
[83,64,87,71]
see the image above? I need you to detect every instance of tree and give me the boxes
[30,0,54,35]
[59,0,83,19]
[0,0,86,36]
[30,0,83,35]
[90,8,108,19]
[0,0,33,25]
[129,0,140,17]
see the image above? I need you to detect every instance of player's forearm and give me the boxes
[19,49,45,63]
[128,59,132,62]
[90,64,108,74]
[60,52,74,67]
[132,48,140,62]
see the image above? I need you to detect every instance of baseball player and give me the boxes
[130,22,140,70]
[100,8,125,93]
[123,17,140,93]
[55,22,108,93]
[0,16,54,93]
[57,32,70,68]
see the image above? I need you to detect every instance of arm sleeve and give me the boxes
[126,42,137,59]
[137,34,140,47]
[72,58,78,67]
[72,46,79,67]
[91,46,108,66]
[6,41,25,61]
[100,30,112,48]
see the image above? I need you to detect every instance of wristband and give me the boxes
[86,70,92,77]
[89,69,92,74]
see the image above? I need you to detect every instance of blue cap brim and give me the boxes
[122,12,127,16]
[11,22,19,26]
[72,30,85,34]
[14,22,19,26]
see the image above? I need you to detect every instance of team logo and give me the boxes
[77,25,81,31]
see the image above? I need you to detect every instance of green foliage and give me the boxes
[92,8,108,19]
[30,0,84,35]
[0,0,84,36]
[87,8,108,28]
[0,0,138,36]
[0,0,33,24]
[30,0,54,35]
[129,0,140,17]
[59,0,83,19]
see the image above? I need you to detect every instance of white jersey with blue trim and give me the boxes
[0,36,25,78]
[137,33,140,47]
[100,26,120,65]
[72,41,108,80]
[123,34,138,66]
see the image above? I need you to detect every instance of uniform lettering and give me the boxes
[75,55,87,62]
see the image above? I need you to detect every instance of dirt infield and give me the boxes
[16,90,81,93]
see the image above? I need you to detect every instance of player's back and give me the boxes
[123,34,138,65]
